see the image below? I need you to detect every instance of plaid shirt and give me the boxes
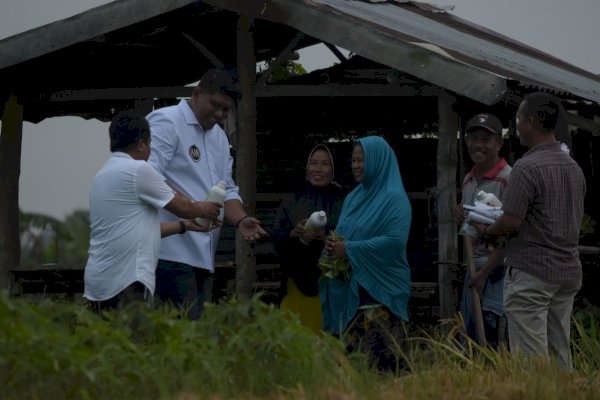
[502,142,586,283]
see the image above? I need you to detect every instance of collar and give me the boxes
[179,99,201,127]
[524,140,560,156]
[112,152,134,160]
[465,158,507,184]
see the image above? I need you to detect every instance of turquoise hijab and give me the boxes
[319,136,412,335]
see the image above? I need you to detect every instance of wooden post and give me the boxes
[0,95,24,294]
[235,14,257,299]
[436,92,460,320]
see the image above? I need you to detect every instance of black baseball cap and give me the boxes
[465,113,503,137]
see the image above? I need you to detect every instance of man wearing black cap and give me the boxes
[453,112,512,347]
[146,69,266,320]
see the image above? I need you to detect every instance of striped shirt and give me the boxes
[462,158,511,257]
[502,142,586,283]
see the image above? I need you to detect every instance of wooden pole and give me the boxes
[0,94,24,294]
[464,238,487,346]
[436,92,460,321]
[235,14,257,299]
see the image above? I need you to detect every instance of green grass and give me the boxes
[1,291,600,399]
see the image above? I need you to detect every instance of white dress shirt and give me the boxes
[84,152,174,301]
[147,100,242,271]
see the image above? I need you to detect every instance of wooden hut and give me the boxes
[1,0,599,319]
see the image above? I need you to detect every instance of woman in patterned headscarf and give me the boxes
[321,136,412,371]
[273,144,346,333]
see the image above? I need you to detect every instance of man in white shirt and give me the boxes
[147,69,266,320]
[84,111,222,314]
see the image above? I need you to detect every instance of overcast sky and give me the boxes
[1,0,599,220]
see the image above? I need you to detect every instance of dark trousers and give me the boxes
[90,281,150,316]
[154,259,214,320]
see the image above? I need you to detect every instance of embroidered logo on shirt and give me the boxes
[189,145,201,162]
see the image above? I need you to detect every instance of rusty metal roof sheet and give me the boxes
[1,0,599,115]
[308,0,600,103]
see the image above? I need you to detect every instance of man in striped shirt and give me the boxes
[453,113,511,347]
[478,92,586,370]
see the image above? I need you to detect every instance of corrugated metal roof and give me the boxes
[311,0,600,103]
[1,0,598,113]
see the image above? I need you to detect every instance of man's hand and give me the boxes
[468,269,488,297]
[470,222,487,236]
[186,218,222,232]
[470,222,500,249]
[196,201,222,220]
[238,216,267,241]
[453,203,465,225]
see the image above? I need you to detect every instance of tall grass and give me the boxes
[0,291,370,399]
[391,317,600,400]
[1,291,600,399]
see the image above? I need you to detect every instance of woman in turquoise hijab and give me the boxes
[320,136,412,371]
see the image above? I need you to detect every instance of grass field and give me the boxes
[1,291,599,399]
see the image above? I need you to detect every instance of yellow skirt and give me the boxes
[280,279,323,334]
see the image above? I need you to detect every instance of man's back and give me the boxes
[85,153,170,300]
[502,142,586,282]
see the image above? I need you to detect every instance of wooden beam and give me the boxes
[0,95,23,294]
[324,43,347,62]
[579,246,600,255]
[567,112,600,136]
[47,84,422,102]
[257,84,421,97]
[235,14,258,300]
[182,32,225,69]
[436,91,460,321]
[49,87,194,101]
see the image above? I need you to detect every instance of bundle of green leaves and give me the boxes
[318,231,351,281]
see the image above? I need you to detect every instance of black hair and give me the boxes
[197,69,239,99]
[521,92,566,133]
[108,111,150,152]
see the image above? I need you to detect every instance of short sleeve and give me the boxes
[135,162,175,209]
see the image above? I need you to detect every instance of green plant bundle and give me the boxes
[318,231,351,281]
[580,212,596,238]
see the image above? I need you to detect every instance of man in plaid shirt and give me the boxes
[477,92,586,370]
